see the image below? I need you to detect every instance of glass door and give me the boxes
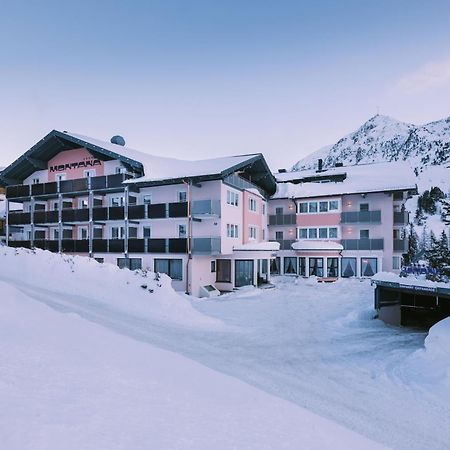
[235,260,254,287]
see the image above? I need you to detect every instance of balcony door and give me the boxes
[235,260,254,287]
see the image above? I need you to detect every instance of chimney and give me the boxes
[317,159,323,172]
[278,168,287,173]
[335,162,343,167]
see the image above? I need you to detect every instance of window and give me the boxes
[309,258,324,277]
[178,191,187,202]
[329,200,339,211]
[275,231,283,240]
[319,227,328,239]
[118,258,142,271]
[53,202,59,211]
[308,228,317,239]
[143,194,152,205]
[79,227,88,240]
[249,198,257,212]
[93,227,103,239]
[129,227,138,239]
[298,228,308,239]
[361,258,378,277]
[270,257,280,275]
[319,201,328,212]
[63,201,73,209]
[62,229,73,239]
[34,230,46,240]
[111,226,124,239]
[298,202,308,213]
[308,202,318,213]
[211,261,216,273]
[393,192,404,200]
[284,257,297,274]
[341,258,357,277]
[227,190,239,206]
[143,226,151,238]
[111,196,124,207]
[94,258,104,264]
[299,257,306,276]
[227,224,239,238]
[32,178,40,184]
[262,203,266,214]
[327,258,339,277]
[216,259,231,282]
[359,203,369,212]
[393,229,401,239]
[154,259,183,280]
[329,227,338,239]
[55,173,66,182]
[249,226,257,240]
[360,229,370,239]
[34,203,45,211]
[84,169,96,178]
[52,228,59,240]
[115,166,126,174]
[79,198,89,209]
[178,224,187,238]
[262,229,266,240]
[129,196,137,205]
[393,256,401,270]
[275,207,283,215]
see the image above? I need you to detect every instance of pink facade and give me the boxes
[47,148,104,181]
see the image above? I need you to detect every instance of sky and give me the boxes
[1,0,450,170]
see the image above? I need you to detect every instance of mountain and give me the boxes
[292,114,450,172]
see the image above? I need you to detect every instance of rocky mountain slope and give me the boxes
[293,114,450,172]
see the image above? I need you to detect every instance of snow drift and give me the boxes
[0,245,218,327]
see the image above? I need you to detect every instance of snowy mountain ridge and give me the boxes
[293,114,450,172]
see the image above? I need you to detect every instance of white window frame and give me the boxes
[143,226,151,239]
[249,226,257,240]
[78,198,89,209]
[32,177,40,184]
[78,226,89,240]
[297,199,341,214]
[84,169,96,178]
[249,198,257,212]
[143,194,152,205]
[178,191,187,203]
[392,256,401,270]
[110,196,124,207]
[178,224,187,238]
[227,224,239,238]
[360,229,370,239]
[55,173,67,182]
[226,190,239,207]
[298,226,340,240]
[111,226,125,239]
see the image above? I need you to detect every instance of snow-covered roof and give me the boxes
[66,132,261,183]
[291,240,343,251]
[233,241,280,251]
[372,272,450,290]
[273,161,417,199]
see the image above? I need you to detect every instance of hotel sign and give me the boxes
[49,158,102,172]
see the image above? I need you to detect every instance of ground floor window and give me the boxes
[392,256,401,270]
[327,258,339,277]
[117,258,142,271]
[216,259,231,282]
[154,258,183,280]
[361,257,378,277]
[284,257,297,274]
[341,257,357,277]
[235,260,254,287]
[94,258,104,264]
[299,257,306,276]
[270,257,280,275]
[309,258,324,277]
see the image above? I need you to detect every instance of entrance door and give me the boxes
[235,260,254,287]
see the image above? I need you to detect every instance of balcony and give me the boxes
[394,211,409,225]
[192,237,221,255]
[268,214,296,226]
[168,202,188,218]
[148,203,166,219]
[341,210,381,224]
[271,239,296,250]
[191,200,221,216]
[394,239,408,252]
[341,239,384,250]
[5,174,132,200]
[8,212,31,225]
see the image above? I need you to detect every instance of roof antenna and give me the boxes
[376,106,380,115]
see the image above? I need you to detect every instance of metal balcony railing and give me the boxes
[393,211,409,225]
[191,200,221,216]
[268,214,296,226]
[341,238,384,250]
[341,210,381,223]
[393,239,408,252]
[192,237,221,255]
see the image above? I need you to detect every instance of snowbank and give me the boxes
[400,318,450,394]
[372,271,450,289]
[0,246,218,328]
[0,281,385,450]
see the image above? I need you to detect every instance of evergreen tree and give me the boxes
[425,231,450,281]
[403,223,418,265]
[442,199,450,225]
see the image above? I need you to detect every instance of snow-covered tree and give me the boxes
[403,223,419,265]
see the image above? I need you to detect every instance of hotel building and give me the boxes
[0,131,416,295]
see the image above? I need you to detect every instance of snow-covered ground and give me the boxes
[1,248,450,449]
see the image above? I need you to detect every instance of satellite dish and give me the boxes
[111,135,126,146]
